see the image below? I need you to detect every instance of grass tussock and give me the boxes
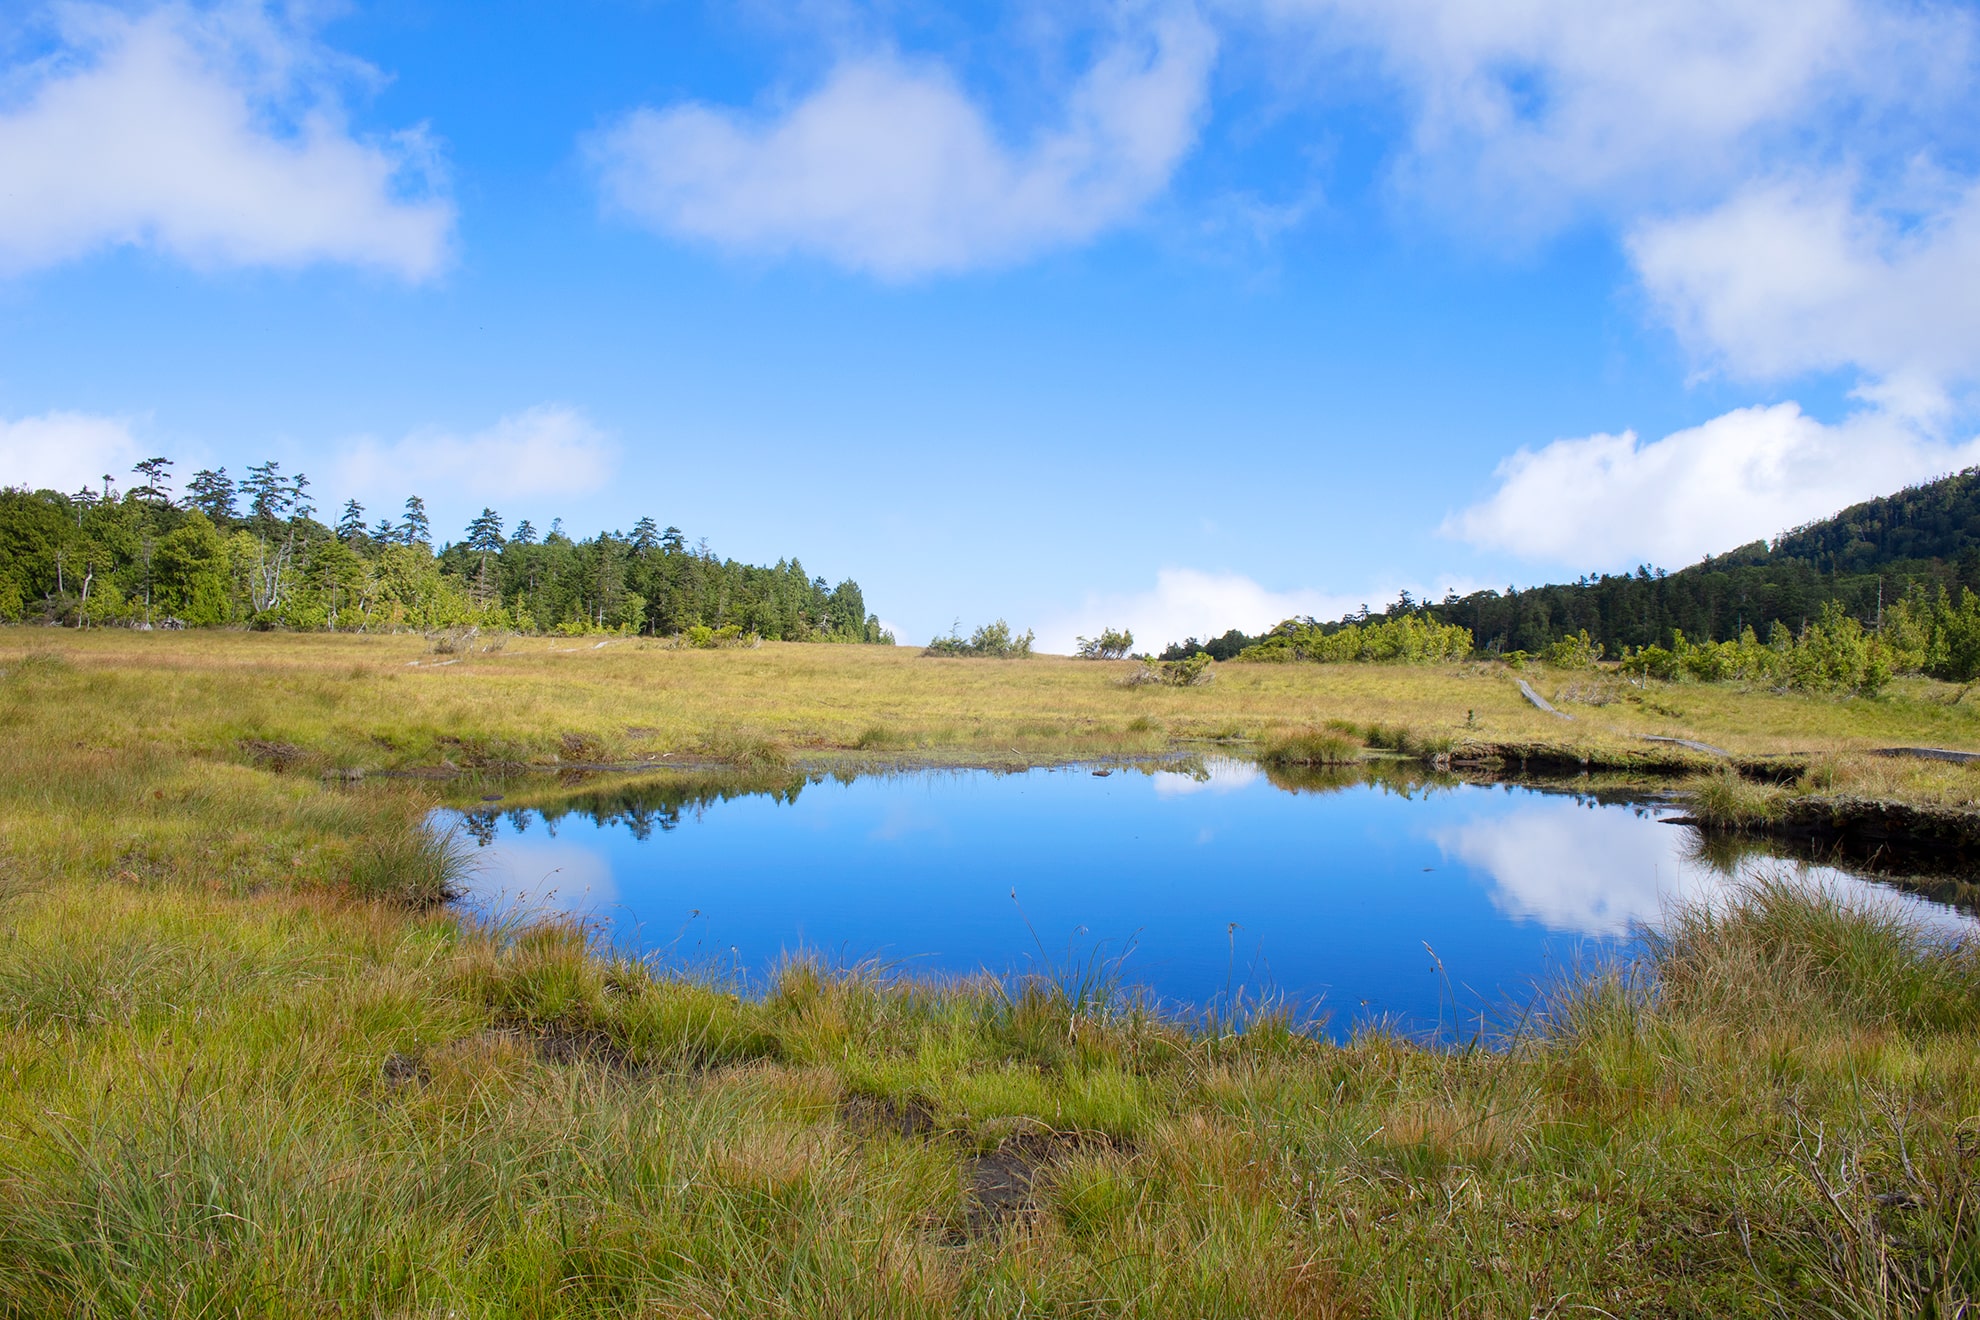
[1646,875,1980,1034]
[1258,729,1362,767]
[1689,765,1788,826]
[344,820,476,906]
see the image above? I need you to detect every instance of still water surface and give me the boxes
[445,761,1974,1037]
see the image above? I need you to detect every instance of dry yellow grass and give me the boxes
[14,629,1980,784]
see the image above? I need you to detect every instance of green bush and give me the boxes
[1075,626,1134,660]
[1541,629,1603,669]
[924,619,1035,658]
[1238,614,1473,664]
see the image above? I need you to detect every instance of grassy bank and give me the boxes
[15,628,1980,786]
[3,867,1978,1314]
[5,631,1980,1314]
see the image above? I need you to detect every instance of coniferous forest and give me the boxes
[1409,467,1980,657]
[1154,468,1980,678]
[0,459,891,642]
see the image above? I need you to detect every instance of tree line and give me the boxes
[1155,468,1980,684]
[0,459,892,642]
[1414,468,1980,658]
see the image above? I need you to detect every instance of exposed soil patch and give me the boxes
[380,1051,429,1090]
[963,1133,1063,1237]
[238,738,309,772]
[1762,795,1980,871]
[530,1024,637,1070]
[839,1092,937,1140]
[958,1125,1130,1241]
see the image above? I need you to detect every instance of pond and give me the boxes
[443,760,1977,1039]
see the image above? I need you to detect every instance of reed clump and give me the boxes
[1688,765,1787,827]
[1258,729,1362,767]
[344,820,475,906]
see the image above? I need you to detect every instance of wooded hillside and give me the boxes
[0,461,890,641]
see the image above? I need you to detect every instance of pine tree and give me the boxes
[130,457,174,504]
[464,508,505,607]
[185,469,237,522]
[337,500,367,542]
[464,508,505,552]
[401,496,430,548]
[511,519,537,545]
[630,516,659,553]
[242,462,293,522]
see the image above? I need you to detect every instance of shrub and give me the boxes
[1618,605,1892,695]
[924,619,1035,658]
[1075,627,1134,660]
[1541,629,1603,669]
[1238,615,1473,664]
[1121,654,1214,687]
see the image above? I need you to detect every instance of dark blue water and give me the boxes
[445,760,1972,1037]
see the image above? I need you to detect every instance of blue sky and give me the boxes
[3,1,1979,649]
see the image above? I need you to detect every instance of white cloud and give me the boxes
[1432,798,1715,935]
[334,406,619,526]
[1447,401,1980,567]
[1632,173,1980,399]
[1150,757,1261,797]
[1434,795,1975,938]
[587,9,1216,277]
[456,834,618,920]
[1039,567,1362,656]
[0,410,142,493]
[0,3,452,278]
[1256,0,1972,230]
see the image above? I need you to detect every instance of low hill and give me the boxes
[1167,467,1980,660]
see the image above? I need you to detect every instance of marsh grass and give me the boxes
[1258,729,1361,767]
[6,631,1980,1313]
[4,847,1980,1313]
[345,819,476,906]
[1690,765,1789,826]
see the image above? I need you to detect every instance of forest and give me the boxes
[1410,467,1980,657]
[0,460,891,642]
[1148,467,1980,687]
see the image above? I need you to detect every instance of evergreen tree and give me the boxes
[337,500,367,542]
[185,469,237,522]
[371,517,398,543]
[464,508,505,607]
[511,519,537,546]
[130,457,174,504]
[242,462,293,523]
[464,508,505,552]
[630,516,659,553]
[401,496,430,548]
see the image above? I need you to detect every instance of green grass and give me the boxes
[2,873,1977,1315]
[4,631,1980,1314]
[1258,729,1362,767]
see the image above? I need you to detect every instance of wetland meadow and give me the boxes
[4,632,1980,1315]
